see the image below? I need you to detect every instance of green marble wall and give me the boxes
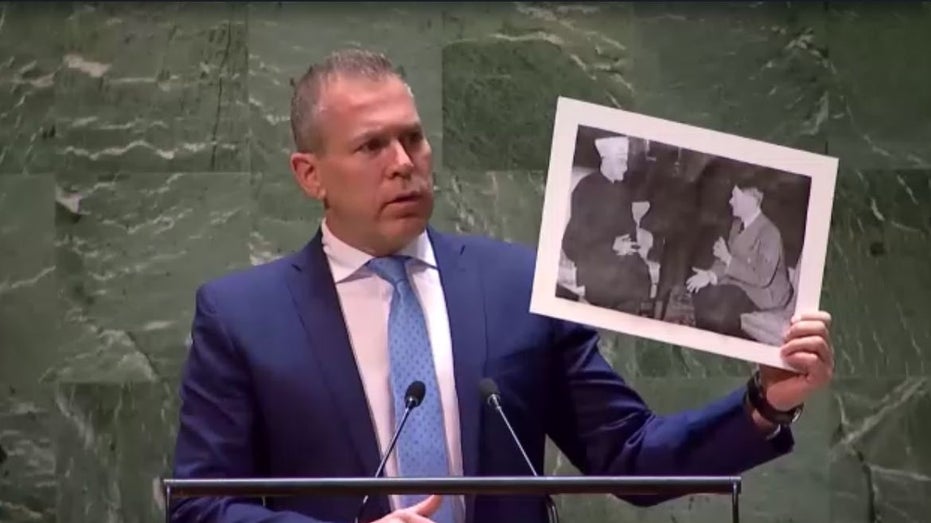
[1,2,929,522]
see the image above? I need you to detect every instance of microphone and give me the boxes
[479,378,559,523]
[354,380,426,523]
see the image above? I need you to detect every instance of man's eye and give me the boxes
[361,139,384,152]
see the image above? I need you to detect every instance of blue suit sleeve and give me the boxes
[544,319,793,506]
[169,285,334,523]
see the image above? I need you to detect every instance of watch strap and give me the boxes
[746,370,803,426]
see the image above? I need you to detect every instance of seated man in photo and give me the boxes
[561,136,652,314]
[686,183,793,339]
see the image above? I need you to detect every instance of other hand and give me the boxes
[558,255,578,288]
[612,234,637,256]
[713,237,732,265]
[635,229,654,257]
[759,311,834,411]
[686,267,712,293]
[375,494,442,523]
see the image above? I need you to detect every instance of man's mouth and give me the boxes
[388,192,421,204]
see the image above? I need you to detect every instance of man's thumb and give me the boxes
[411,494,443,516]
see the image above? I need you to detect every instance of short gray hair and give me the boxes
[289,48,403,153]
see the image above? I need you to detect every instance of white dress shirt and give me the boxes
[320,221,464,518]
[741,208,762,230]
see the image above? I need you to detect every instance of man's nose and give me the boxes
[387,138,414,177]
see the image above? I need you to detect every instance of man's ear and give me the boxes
[290,151,325,202]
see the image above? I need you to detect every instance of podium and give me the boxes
[161,475,742,523]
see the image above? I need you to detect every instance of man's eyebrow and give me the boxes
[351,122,423,143]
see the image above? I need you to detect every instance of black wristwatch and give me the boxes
[745,369,803,426]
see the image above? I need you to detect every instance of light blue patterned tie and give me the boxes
[367,255,454,523]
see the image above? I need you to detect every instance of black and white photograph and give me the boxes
[531,97,838,368]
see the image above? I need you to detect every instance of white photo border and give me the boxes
[530,96,839,370]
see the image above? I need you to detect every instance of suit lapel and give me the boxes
[285,231,390,517]
[733,214,765,250]
[429,228,488,523]
[744,213,767,238]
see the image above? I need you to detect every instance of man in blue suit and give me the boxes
[170,49,834,523]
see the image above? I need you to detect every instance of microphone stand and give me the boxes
[487,394,560,523]
[354,389,422,523]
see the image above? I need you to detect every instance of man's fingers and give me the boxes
[785,319,830,342]
[791,310,832,327]
[782,350,817,369]
[781,335,833,369]
[411,495,442,517]
[782,351,831,384]
[402,515,437,523]
[378,496,442,523]
[782,340,833,383]
[381,515,433,523]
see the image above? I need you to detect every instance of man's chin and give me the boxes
[387,215,429,236]
[375,215,430,251]
[382,200,432,231]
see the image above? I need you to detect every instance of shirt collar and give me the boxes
[743,208,762,229]
[321,219,437,283]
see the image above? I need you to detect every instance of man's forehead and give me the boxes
[317,74,413,113]
[317,79,418,137]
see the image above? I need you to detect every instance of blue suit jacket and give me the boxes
[170,227,793,523]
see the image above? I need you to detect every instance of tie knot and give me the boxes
[366,255,411,287]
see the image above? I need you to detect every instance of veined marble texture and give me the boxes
[1,2,929,522]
